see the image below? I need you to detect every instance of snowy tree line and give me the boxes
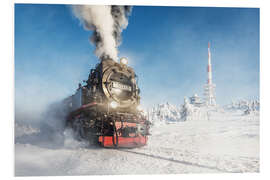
[225,99,260,115]
[227,99,260,111]
[146,98,260,125]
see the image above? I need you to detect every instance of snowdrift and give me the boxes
[15,101,259,175]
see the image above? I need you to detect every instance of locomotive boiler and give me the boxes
[64,58,150,148]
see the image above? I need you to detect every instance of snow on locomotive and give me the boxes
[63,57,150,148]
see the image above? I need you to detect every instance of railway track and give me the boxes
[119,149,230,172]
[110,145,259,173]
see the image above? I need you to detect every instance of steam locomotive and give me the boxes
[63,58,150,148]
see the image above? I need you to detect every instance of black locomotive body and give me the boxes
[64,58,150,148]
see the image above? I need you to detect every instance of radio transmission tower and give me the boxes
[204,42,216,106]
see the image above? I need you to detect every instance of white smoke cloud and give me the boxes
[73,5,117,60]
[72,5,132,61]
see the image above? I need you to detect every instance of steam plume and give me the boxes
[72,5,132,61]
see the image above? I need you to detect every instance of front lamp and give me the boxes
[110,101,118,109]
[120,57,128,65]
[137,105,143,111]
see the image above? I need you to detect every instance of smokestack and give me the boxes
[72,5,132,61]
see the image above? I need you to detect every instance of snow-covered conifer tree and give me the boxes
[180,97,194,121]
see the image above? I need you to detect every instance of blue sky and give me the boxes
[15,4,259,110]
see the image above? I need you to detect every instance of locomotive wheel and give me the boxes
[112,120,119,148]
[88,135,99,146]
[72,118,84,141]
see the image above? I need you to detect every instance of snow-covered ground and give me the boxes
[15,107,259,176]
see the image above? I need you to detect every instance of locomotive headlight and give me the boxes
[110,101,118,109]
[120,57,128,65]
[137,105,143,111]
